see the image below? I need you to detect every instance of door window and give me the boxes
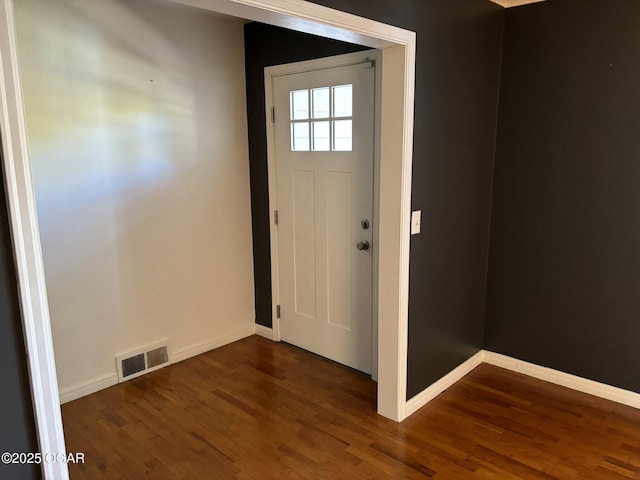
[289,85,353,152]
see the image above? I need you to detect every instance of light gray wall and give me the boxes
[15,0,255,399]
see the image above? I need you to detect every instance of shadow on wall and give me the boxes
[16,0,197,278]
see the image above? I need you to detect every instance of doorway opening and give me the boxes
[0,2,416,477]
[265,51,381,379]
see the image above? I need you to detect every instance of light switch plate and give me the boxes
[411,210,421,235]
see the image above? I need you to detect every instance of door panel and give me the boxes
[273,58,375,374]
[291,170,316,319]
[327,171,352,331]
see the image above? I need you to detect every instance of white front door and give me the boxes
[271,55,375,374]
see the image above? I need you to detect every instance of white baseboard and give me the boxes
[403,350,484,419]
[403,349,640,420]
[483,351,640,410]
[59,324,256,404]
[59,372,118,404]
[172,323,256,363]
[61,337,640,417]
[255,324,273,340]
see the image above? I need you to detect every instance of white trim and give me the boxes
[483,351,640,410]
[370,51,382,383]
[172,324,256,363]
[265,56,281,345]
[403,351,484,419]
[255,324,274,340]
[170,0,408,49]
[377,42,415,421]
[403,350,640,419]
[263,51,378,76]
[59,373,119,405]
[0,2,69,479]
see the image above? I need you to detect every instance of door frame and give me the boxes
[264,50,382,380]
[0,1,415,477]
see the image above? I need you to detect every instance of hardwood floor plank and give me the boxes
[469,444,558,479]
[61,336,640,479]
[369,442,436,477]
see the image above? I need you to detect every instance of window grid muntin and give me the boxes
[289,84,353,152]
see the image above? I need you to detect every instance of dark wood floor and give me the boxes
[61,335,640,479]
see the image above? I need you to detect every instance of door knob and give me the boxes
[356,240,370,251]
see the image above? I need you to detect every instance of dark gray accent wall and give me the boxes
[244,23,369,330]
[0,141,40,479]
[246,2,504,399]
[486,0,640,393]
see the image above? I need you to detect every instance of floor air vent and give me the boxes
[116,340,171,382]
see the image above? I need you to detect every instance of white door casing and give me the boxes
[271,55,375,374]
